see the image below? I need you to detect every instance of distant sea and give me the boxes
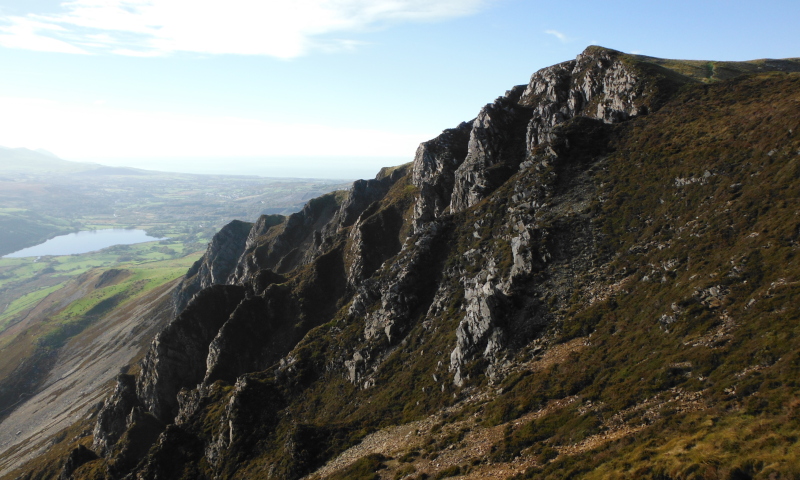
[79,156,410,180]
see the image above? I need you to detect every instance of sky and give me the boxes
[0,0,799,179]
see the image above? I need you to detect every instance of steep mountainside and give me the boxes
[7,46,800,480]
[0,259,194,476]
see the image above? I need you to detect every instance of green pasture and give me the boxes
[56,255,196,320]
[0,282,66,330]
[33,253,198,349]
[0,239,202,336]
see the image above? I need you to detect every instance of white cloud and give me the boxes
[544,29,570,43]
[0,0,491,57]
[0,97,428,159]
[0,17,88,54]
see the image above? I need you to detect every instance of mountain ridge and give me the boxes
[0,147,98,175]
[5,46,800,479]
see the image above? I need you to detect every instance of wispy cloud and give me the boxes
[0,0,492,57]
[544,29,570,43]
[0,17,88,54]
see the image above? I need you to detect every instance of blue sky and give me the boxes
[0,0,798,178]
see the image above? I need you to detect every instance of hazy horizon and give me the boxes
[84,155,409,180]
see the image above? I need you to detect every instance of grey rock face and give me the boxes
[411,122,472,231]
[174,376,284,473]
[363,221,444,344]
[173,220,253,314]
[449,261,505,386]
[522,60,577,148]
[344,351,366,385]
[416,47,677,219]
[137,284,247,422]
[228,214,285,286]
[231,167,406,286]
[350,56,625,388]
[326,164,408,236]
[172,382,228,470]
[203,284,296,385]
[203,295,271,385]
[520,46,654,152]
[92,374,140,456]
[449,93,532,213]
[454,47,652,212]
[232,194,341,279]
[446,116,612,385]
[79,46,695,478]
[195,220,254,288]
[326,164,409,286]
[346,202,405,287]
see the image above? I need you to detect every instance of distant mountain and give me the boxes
[33,148,59,159]
[6,46,800,479]
[0,146,98,175]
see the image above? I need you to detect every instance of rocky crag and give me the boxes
[11,46,800,479]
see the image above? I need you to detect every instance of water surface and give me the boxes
[3,229,164,258]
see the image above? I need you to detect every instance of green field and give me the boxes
[32,253,200,349]
[0,283,65,331]
[0,239,203,335]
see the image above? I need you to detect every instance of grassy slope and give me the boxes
[254,72,800,479]
[526,70,800,479]
[0,252,200,423]
[0,238,198,332]
[627,53,800,82]
[0,208,76,257]
[30,254,198,348]
[0,251,202,478]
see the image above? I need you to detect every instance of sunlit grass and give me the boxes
[0,240,202,336]
[0,282,66,329]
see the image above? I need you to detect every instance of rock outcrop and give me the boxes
[411,46,688,230]
[50,46,800,480]
[58,445,98,480]
[138,284,248,421]
[411,122,472,230]
[173,220,253,313]
[449,88,532,212]
[92,374,141,456]
[520,45,667,142]
[87,45,680,472]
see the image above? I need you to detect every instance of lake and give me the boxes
[2,229,165,258]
